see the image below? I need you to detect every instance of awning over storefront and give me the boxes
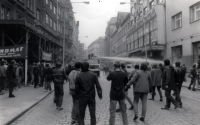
[0,44,26,59]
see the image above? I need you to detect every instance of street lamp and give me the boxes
[78,36,88,38]
[120,2,132,5]
[63,1,89,67]
[64,1,90,4]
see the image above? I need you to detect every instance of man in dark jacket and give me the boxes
[181,64,187,82]
[6,60,17,98]
[188,64,197,91]
[161,59,180,110]
[75,62,102,125]
[33,63,39,88]
[52,62,67,110]
[39,63,45,87]
[107,61,128,125]
[174,61,185,108]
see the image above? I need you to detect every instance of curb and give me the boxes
[5,90,54,125]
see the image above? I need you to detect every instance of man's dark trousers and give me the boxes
[79,97,96,125]
[165,90,178,108]
[9,82,15,95]
[54,84,64,107]
[175,85,182,106]
[34,75,39,88]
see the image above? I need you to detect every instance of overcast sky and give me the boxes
[71,0,130,49]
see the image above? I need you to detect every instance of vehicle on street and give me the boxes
[88,59,100,77]
[126,64,134,76]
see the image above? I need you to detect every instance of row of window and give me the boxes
[0,6,10,20]
[46,13,56,31]
[127,29,157,52]
[46,0,57,15]
[172,2,200,30]
[132,0,161,23]
[126,17,157,51]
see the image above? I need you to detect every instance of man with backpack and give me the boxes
[174,62,185,108]
[68,62,81,125]
[6,60,17,98]
[0,61,7,95]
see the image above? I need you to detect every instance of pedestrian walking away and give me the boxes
[75,62,102,125]
[188,63,197,91]
[68,62,81,125]
[0,60,7,95]
[51,62,67,110]
[174,61,185,108]
[116,62,134,112]
[107,61,128,125]
[161,59,181,110]
[125,62,152,122]
[15,63,22,90]
[181,64,187,82]
[6,60,17,98]
[33,63,40,88]
[149,64,163,101]
[39,63,45,87]
[43,63,52,92]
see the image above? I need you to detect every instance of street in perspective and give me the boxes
[0,0,200,125]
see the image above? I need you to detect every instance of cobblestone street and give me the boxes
[10,73,200,125]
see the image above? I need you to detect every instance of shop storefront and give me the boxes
[193,41,200,63]
[129,44,165,60]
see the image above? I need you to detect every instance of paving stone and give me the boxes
[12,73,200,125]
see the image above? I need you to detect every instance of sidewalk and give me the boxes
[182,78,200,90]
[0,83,54,125]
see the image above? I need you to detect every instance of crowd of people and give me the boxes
[0,59,55,97]
[0,58,199,125]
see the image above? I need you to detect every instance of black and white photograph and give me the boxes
[0,0,200,125]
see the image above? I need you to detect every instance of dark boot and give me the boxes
[9,94,15,98]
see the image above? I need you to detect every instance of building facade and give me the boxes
[88,37,105,57]
[0,0,78,66]
[104,17,117,57]
[110,12,129,57]
[166,0,200,68]
[127,0,166,60]
[78,42,84,61]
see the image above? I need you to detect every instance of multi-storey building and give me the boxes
[0,0,78,66]
[118,13,131,57]
[78,42,84,61]
[88,37,105,57]
[166,0,200,68]
[110,12,129,57]
[83,48,88,60]
[127,0,166,60]
[104,17,117,57]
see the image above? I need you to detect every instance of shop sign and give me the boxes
[0,44,26,59]
[42,51,52,61]
[151,45,165,50]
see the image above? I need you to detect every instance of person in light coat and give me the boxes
[125,62,152,122]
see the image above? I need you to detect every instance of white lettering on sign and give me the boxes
[5,49,9,53]
[0,49,4,54]
[0,47,24,54]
